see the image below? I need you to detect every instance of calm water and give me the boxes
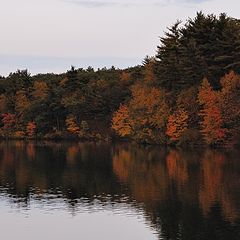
[0,141,239,240]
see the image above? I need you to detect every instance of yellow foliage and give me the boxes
[220,70,240,94]
[32,81,49,100]
[130,84,169,129]
[15,90,30,114]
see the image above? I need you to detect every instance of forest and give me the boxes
[0,12,240,146]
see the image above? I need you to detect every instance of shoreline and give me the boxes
[0,137,237,149]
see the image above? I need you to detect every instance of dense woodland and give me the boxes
[0,12,240,146]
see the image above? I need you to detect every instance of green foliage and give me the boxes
[155,12,240,91]
[0,12,239,146]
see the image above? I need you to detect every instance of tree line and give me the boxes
[0,12,240,146]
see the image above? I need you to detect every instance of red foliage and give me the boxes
[1,113,16,130]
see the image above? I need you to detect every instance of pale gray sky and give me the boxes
[0,0,239,76]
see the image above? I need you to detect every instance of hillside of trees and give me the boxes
[0,12,240,146]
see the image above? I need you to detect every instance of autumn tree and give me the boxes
[65,115,80,135]
[218,71,240,144]
[15,90,30,115]
[166,109,189,142]
[112,104,133,137]
[112,82,170,144]
[1,113,16,137]
[176,86,200,126]
[142,56,156,85]
[26,121,36,138]
[198,78,226,145]
[131,84,170,143]
[32,81,49,101]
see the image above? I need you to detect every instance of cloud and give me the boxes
[63,0,146,8]
[63,0,210,9]
[154,0,210,7]
[64,0,119,8]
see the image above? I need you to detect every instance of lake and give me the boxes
[0,141,239,240]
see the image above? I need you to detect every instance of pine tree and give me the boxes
[155,21,182,90]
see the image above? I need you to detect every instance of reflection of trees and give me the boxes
[199,150,225,216]
[113,144,169,205]
[200,150,240,224]
[166,150,188,184]
[0,142,239,239]
[112,145,240,239]
[0,142,123,205]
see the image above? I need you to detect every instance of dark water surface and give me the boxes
[0,141,239,240]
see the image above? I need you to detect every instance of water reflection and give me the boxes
[0,141,239,240]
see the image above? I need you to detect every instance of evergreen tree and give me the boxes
[156,12,240,90]
[155,21,182,90]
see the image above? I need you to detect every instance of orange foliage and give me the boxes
[65,115,80,134]
[198,78,226,145]
[112,104,133,137]
[131,85,169,127]
[112,83,170,143]
[176,86,199,126]
[130,85,167,122]
[219,71,240,143]
[143,57,156,85]
[131,84,170,143]
[26,121,36,137]
[13,131,25,138]
[220,70,240,94]
[166,109,188,141]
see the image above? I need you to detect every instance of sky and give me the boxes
[0,0,239,76]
